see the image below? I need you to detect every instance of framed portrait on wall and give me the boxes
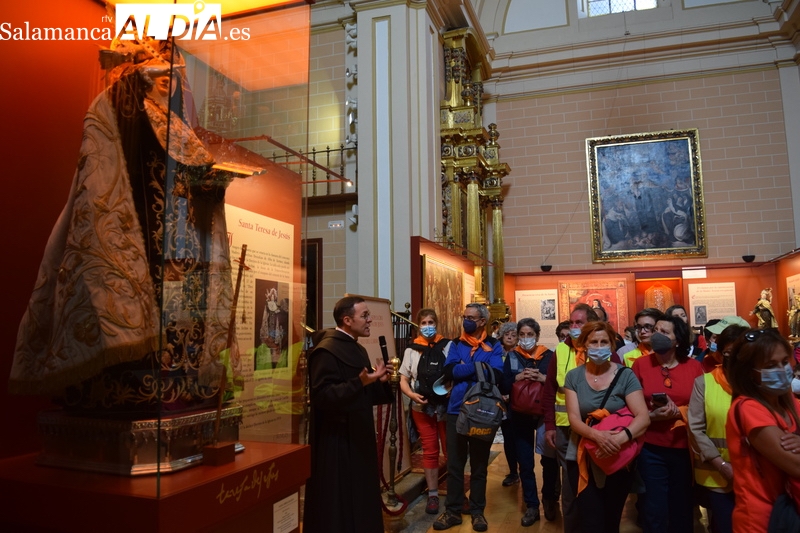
[586,129,707,262]
[422,255,464,340]
[558,278,630,334]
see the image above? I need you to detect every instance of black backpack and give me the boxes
[456,360,505,441]
[411,339,450,404]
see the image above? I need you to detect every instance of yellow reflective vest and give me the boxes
[555,342,582,427]
[694,373,731,489]
[624,347,648,368]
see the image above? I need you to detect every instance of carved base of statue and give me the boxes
[36,405,243,476]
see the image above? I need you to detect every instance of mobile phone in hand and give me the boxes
[652,392,668,407]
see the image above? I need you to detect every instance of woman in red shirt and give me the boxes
[726,328,800,533]
[632,315,702,533]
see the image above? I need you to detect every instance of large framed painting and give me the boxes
[558,278,630,334]
[422,255,464,340]
[586,129,707,262]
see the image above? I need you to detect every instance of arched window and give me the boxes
[584,0,657,17]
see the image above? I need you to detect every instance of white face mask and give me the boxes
[518,337,537,351]
[792,377,800,395]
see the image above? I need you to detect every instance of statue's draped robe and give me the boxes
[10,68,238,412]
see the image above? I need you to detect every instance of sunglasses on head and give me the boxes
[744,329,771,342]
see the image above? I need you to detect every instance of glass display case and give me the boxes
[1,1,313,531]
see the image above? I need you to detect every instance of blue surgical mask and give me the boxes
[463,318,478,334]
[519,337,536,351]
[420,325,437,338]
[759,364,794,395]
[587,346,612,365]
[709,342,718,353]
[569,327,581,339]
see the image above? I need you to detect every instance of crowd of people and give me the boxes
[305,296,800,533]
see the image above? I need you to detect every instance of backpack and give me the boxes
[412,339,450,404]
[456,361,505,441]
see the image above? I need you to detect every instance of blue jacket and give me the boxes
[443,336,504,415]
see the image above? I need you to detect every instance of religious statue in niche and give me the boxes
[752,288,779,330]
[788,293,800,338]
[8,38,244,413]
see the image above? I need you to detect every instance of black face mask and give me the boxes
[650,332,674,355]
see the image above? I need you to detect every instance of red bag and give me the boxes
[510,379,545,416]
[583,407,643,475]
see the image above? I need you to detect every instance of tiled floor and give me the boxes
[400,443,708,533]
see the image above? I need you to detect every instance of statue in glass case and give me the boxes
[789,294,800,338]
[9,38,241,413]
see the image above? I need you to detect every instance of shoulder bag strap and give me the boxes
[473,360,498,386]
[474,361,486,384]
[598,366,629,411]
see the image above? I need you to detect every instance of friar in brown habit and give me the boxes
[303,296,395,533]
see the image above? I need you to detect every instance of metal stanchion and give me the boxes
[387,354,402,506]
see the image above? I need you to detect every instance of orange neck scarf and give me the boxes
[513,345,547,361]
[459,330,490,357]
[710,365,732,395]
[575,347,587,367]
[577,408,611,494]
[413,334,444,347]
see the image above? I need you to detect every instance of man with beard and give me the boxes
[304,296,394,533]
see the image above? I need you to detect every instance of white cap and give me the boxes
[432,375,451,396]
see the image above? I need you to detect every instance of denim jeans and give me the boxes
[512,412,540,508]
[501,413,518,476]
[695,485,734,533]
[637,443,694,533]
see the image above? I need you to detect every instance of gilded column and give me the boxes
[465,170,485,302]
[445,163,462,248]
[491,196,505,306]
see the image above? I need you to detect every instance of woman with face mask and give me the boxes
[562,321,649,532]
[666,304,704,358]
[497,321,521,489]
[793,364,800,398]
[687,324,748,533]
[726,328,800,533]
[502,318,559,526]
[399,308,452,515]
[631,315,703,533]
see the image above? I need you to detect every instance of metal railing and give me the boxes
[268,144,358,198]
[392,303,414,360]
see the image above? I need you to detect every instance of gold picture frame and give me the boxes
[558,278,630,335]
[586,129,707,262]
[422,255,464,340]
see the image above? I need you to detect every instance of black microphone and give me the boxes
[378,335,389,365]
